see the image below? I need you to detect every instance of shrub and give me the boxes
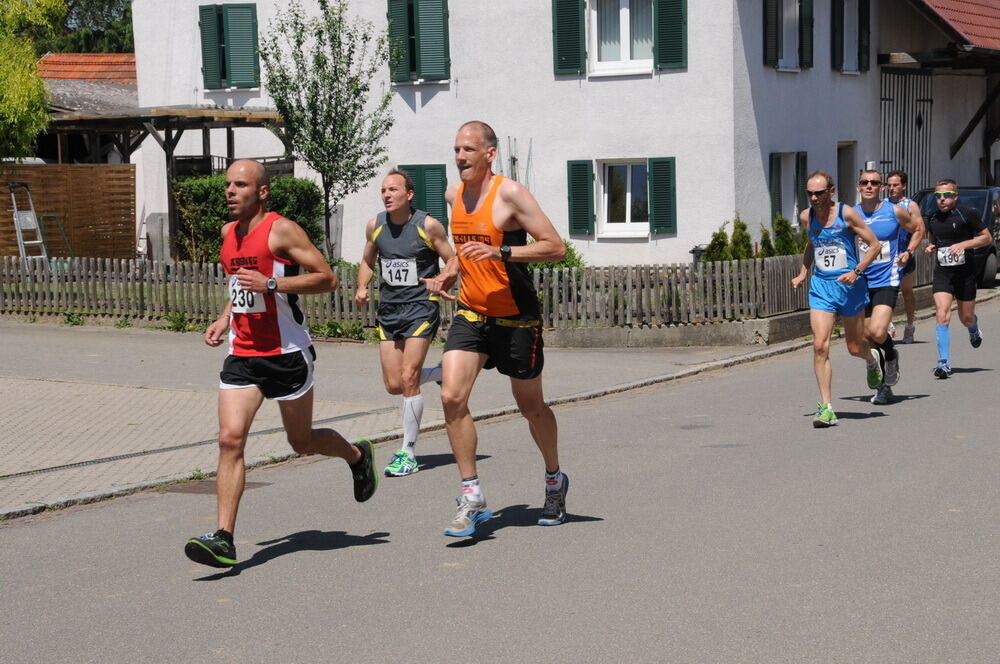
[701,223,733,262]
[757,226,776,258]
[173,174,326,262]
[729,214,754,260]
[773,213,806,256]
[528,238,586,271]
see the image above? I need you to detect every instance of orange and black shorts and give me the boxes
[444,308,544,379]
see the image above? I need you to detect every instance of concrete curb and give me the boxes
[4,290,994,521]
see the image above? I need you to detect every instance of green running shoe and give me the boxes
[350,439,378,502]
[812,403,838,428]
[184,530,237,568]
[384,450,418,477]
[866,348,884,389]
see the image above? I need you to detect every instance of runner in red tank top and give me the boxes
[183,159,379,569]
[424,121,570,537]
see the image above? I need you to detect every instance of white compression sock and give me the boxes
[402,394,424,458]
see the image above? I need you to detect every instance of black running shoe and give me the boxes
[538,473,569,526]
[350,439,378,502]
[184,530,236,568]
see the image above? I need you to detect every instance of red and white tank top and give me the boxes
[219,212,311,357]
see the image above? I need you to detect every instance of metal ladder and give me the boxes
[8,182,48,272]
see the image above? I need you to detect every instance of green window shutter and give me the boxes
[763,0,779,67]
[415,0,450,81]
[387,0,412,82]
[648,157,677,234]
[654,0,686,69]
[399,164,448,230]
[552,0,585,75]
[199,5,222,89]
[858,0,870,71]
[831,0,844,71]
[795,152,808,214]
[566,160,594,235]
[798,0,813,68]
[222,4,259,88]
[769,152,782,222]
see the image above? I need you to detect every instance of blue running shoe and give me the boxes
[444,495,492,537]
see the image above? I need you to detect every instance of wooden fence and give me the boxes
[0,253,935,328]
[0,164,136,259]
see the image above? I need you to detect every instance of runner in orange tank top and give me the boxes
[425,121,570,536]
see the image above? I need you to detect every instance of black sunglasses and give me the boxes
[858,179,882,186]
[807,188,830,197]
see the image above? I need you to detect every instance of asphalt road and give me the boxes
[2,301,999,663]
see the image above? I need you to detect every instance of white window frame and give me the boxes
[777,0,799,70]
[588,0,654,77]
[598,159,650,238]
[841,0,860,73]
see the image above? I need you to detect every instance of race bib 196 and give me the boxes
[858,240,892,264]
[814,245,848,272]
[228,274,266,313]
[381,258,418,286]
[937,247,966,267]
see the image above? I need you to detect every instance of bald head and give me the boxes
[458,121,498,149]
[228,159,270,187]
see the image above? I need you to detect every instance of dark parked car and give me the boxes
[913,185,1000,289]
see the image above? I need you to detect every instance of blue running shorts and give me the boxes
[809,276,869,316]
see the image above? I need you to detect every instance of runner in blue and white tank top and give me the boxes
[853,170,923,404]
[791,171,885,428]
[885,171,925,344]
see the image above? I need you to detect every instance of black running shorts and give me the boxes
[219,346,316,400]
[377,300,440,341]
[443,310,544,380]
[902,254,917,277]
[865,286,900,317]
[932,265,977,301]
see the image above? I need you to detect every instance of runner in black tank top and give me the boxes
[355,170,457,476]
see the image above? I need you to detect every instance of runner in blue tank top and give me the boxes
[885,171,925,343]
[853,170,923,404]
[791,171,883,428]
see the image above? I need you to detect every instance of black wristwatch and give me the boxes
[853,267,864,276]
[266,277,278,294]
[499,245,512,262]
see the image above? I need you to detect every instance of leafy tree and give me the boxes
[33,0,133,52]
[701,223,733,262]
[259,0,394,259]
[729,213,754,260]
[0,0,66,160]
[757,225,776,258]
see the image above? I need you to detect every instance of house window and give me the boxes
[601,162,650,235]
[397,163,448,229]
[763,0,813,70]
[769,152,808,222]
[553,0,686,76]
[198,4,259,89]
[566,158,675,236]
[831,0,870,73]
[388,0,450,83]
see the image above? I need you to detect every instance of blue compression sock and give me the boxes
[968,315,979,334]
[935,324,951,363]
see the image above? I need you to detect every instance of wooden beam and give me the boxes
[950,80,1000,159]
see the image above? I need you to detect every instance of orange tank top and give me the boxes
[451,175,539,317]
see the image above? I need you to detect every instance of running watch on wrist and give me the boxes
[266,277,278,294]
[853,267,864,276]
[499,245,512,262]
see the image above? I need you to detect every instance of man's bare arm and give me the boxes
[236,217,336,294]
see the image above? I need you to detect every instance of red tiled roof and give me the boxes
[37,53,136,82]
[924,1,1000,51]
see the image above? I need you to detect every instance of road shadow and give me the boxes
[830,410,889,421]
[416,453,490,472]
[444,503,604,548]
[194,529,389,580]
[842,393,931,404]
[949,367,991,375]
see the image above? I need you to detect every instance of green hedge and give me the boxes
[173,174,325,262]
